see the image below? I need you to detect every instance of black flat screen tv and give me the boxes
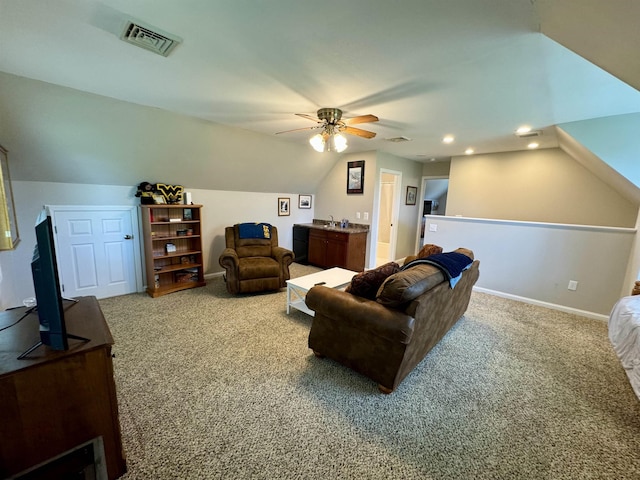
[31,209,68,350]
[18,209,86,359]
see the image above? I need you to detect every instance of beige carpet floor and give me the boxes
[98,263,640,479]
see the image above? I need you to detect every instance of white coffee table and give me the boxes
[286,267,357,316]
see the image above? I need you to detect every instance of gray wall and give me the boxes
[376,151,424,262]
[423,216,634,317]
[447,148,638,227]
[314,150,424,268]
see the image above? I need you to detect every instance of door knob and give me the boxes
[124,235,133,240]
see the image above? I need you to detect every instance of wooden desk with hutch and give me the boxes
[0,296,126,479]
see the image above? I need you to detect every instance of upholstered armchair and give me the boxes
[219,223,294,294]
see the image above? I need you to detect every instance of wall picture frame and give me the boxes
[347,160,365,194]
[406,186,417,205]
[278,197,290,216]
[0,145,19,250]
[298,194,312,209]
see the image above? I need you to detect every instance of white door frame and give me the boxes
[47,205,144,295]
[415,175,449,252]
[373,169,402,266]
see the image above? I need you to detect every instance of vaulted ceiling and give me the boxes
[0,0,638,164]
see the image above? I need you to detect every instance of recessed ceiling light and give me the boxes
[516,125,532,135]
[527,142,539,149]
[465,148,474,155]
[442,135,454,144]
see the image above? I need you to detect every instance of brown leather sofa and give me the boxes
[219,224,294,294]
[305,250,479,393]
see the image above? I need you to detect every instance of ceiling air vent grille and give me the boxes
[386,136,412,143]
[120,20,182,57]
[515,130,542,138]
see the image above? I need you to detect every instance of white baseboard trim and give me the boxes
[205,271,225,280]
[472,286,609,322]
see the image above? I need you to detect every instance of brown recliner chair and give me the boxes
[219,223,294,294]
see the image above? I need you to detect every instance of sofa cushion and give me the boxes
[376,264,445,308]
[346,262,400,300]
[235,239,272,258]
[238,257,281,280]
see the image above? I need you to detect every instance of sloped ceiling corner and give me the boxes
[555,123,640,205]
[535,0,640,92]
[0,72,338,193]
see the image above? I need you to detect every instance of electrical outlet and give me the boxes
[364,212,369,220]
[429,223,438,232]
[568,280,578,291]
[356,212,361,219]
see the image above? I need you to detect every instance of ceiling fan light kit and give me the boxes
[278,108,378,153]
[310,132,348,153]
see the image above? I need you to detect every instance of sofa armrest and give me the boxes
[272,246,294,265]
[305,286,415,344]
[219,248,239,269]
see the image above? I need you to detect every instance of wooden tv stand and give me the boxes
[0,296,126,479]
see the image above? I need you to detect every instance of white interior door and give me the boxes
[50,206,142,299]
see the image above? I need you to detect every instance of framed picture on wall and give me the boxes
[298,194,312,209]
[406,186,417,205]
[0,145,19,250]
[347,160,365,194]
[278,197,290,216]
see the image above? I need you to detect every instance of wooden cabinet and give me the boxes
[308,228,367,271]
[0,297,126,480]
[140,204,206,297]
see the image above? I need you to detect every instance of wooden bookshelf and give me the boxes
[140,204,206,297]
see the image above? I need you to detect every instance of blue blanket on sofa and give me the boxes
[238,222,271,239]
[402,252,473,288]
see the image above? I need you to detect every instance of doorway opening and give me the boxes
[375,170,401,267]
[416,176,449,250]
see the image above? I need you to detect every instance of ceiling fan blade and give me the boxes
[343,126,377,139]
[275,125,321,135]
[295,113,322,123]
[344,114,379,126]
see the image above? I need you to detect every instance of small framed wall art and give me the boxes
[278,197,290,216]
[298,194,312,209]
[347,160,365,194]
[405,186,417,205]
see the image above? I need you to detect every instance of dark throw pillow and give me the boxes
[346,262,400,300]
